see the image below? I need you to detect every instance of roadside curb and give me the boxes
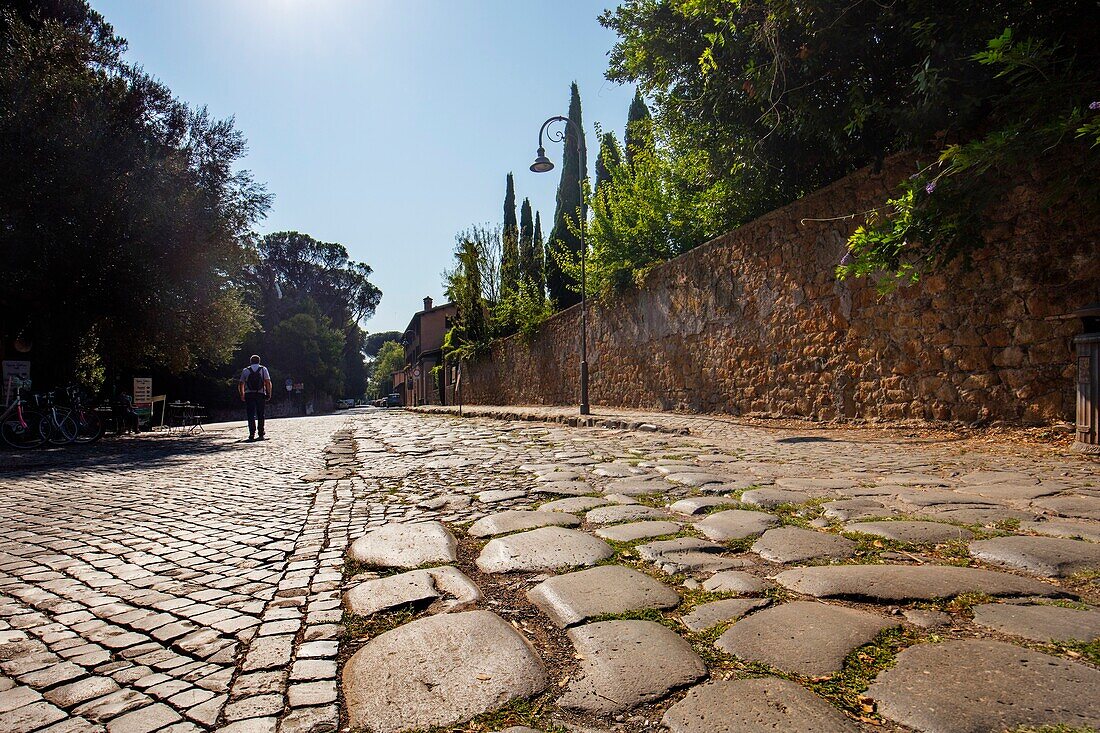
[408,406,690,436]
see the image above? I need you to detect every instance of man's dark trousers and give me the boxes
[245,394,266,437]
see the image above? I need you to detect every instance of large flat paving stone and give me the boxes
[702,570,774,594]
[680,598,769,632]
[971,602,1100,643]
[664,472,730,487]
[533,480,595,496]
[970,535,1100,577]
[695,510,778,541]
[594,521,681,542]
[822,498,887,521]
[669,496,739,515]
[558,620,705,713]
[468,510,580,538]
[537,497,609,514]
[476,527,613,573]
[527,565,680,628]
[586,505,670,525]
[344,566,480,616]
[636,537,751,574]
[1034,494,1100,520]
[1021,519,1100,542]
[867,639,1100,733]
[343,610,548,733]
[741,488,811,508]
[662,678,860,733]
[715,601,894,676]
[348,521,457,569]
[606,477,675,496]
[751,527,856,563]
[845,520,974,544]
[775,564,1061,602]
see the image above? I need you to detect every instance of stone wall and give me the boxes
[461,155,1100,424]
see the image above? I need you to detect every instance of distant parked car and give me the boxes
[386,393,402,407]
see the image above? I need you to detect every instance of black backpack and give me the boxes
[246,366,265,392]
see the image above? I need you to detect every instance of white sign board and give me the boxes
[133,377,153,403]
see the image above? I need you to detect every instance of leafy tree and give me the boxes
[594,130,621,200]
[601,0,1100,286]
[0,0,269,387]
[369,340,405,398]
[364,331,401,357]
[545,82,587,309]
[442,231,490,363]
[519,197,535,288]
[500,173,520,295]
[269,304,344,399]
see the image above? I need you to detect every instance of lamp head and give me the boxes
[530,146,554,173]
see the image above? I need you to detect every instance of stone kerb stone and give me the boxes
[558,620,706,713]
[526,565,680,628]
[867,639,1100,733]
[342,610,548,733]
[476,527,614,574]
[662,679,860,733]
[348,521,457,569]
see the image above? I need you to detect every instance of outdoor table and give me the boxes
[166,401,205,434]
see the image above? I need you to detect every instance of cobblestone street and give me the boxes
[2,408,1099,733]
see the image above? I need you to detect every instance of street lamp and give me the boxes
[531,115,590,416]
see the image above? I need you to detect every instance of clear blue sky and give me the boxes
[90,0,635,334]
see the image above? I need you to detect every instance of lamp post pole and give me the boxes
[531,115,589,416]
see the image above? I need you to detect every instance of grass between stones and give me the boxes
[405,697,570,733]
[1039,639,1100,666]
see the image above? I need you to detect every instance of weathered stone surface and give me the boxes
[594,520,681,542]
[867,640,1100,733]
[468,510,580,538]
[1034,494,1100,520]
[669,496,739,515]
[971,603,1100,642]
[970,535,1100,577]
[680,598,769,632]
[606,478,674,496]
[533,481,595,496]
[662,678,859,733]
[478,489,527,503]
[343,610,548,733]
[751,527,856,563]
[959,470,1040,486]
[740,488,811,508]
[895,489,997,507]
[774,477,849,491]
[903,609,952,628]
[558,620,705,713]
[919,506,1036,525]
[1020,519,1100,542]
[844,520,974,544]
[701,570,773,594]
[822,498,886,521]
[715,601,894,676]
[585,505,669,525]
[537,497,609,514]
[476,527,613,573]
[775,564,1061,601]
[344,566,480,616]
[695,510,778,541]
[664,472,729,487]
[635,537,752,574]
[527,565,680,627]
[348,522,457,569]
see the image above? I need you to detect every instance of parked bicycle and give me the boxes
[65,385,105,444]
[33,390,79,446]
[0,377,45,449]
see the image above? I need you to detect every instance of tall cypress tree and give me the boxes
[545,82,586,309]
[534,211,545,297]
[501,172,520,295]
[594,131,621,204]
[519,197,534,287]
[624,88,652,168]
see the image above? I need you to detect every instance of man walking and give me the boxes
[239,355,272,441]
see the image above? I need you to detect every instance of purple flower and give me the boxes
[925,180,937,194]
[1091,101,1100,110]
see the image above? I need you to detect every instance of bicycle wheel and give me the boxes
[2,407,45,449]
[73,410,105,444]
[44,408,79,445]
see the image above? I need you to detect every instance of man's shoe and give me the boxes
[257,435,265,441]
[247,435,255,442]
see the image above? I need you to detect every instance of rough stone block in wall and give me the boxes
[461,153,1100,423]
